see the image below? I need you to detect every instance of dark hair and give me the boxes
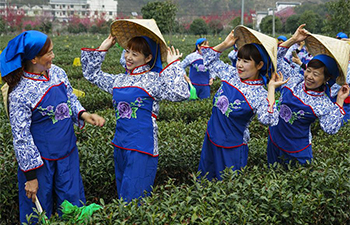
[237,44,263,66]
[193,40,209,52]
[127,37,152,58]
[3,37,51,92]
[307,59,332,81]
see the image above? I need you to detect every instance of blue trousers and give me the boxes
[198,135,249,180]
[193,84,211,99]
[18,147,85,224]
[267,135,313,166]
[114,147,158,202]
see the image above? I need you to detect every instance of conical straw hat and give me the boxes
[234,25,278,72]
[305,34,350,85]
[1,83,9,118]
[110,19,168,62]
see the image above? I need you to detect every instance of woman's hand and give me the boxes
[214,30,238,52]
[167,46,183,64]
[25,179,38,203]
[336,84,350,107]
[280,24,310,48]
[81,112,105,127]
[268,71,290,89]
[99,34,117,51]
[292,55,302,65]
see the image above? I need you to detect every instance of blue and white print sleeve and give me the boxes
[9,95,43,172]
[277,47,304,88]
[228,49,237,66]
[81,49,118,94]
[179,53,194,69]
[120,49,126,68]
[252,89,279,126]
[202,47,237,81]
[330,63,350,97]
[157,60,190,101]
[59,67,85,127]
[318,102,345,134]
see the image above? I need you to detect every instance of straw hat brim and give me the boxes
[1,83,9,118]
[110,19,168,62]
[305,34,350,85]
[234,25,278,72]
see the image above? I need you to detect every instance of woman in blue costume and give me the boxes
[0,30,105,223]
[267,24,350,166]
[180,38,214,99]
[198,26,288,180]
[81,19,190,202]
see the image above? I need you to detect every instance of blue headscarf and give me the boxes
[277,35,287,42]
[141,36,163,73]
[336,32,348,39]
[312,54,339,86]
[195,38,207,50]
[251,43,274,86]
[0,30,48,77]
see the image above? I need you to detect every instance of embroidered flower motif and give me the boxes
[55,103,71,121]
[37,100,72,124]
[279,104,292,123]
[117,101,132,119]
[279,104,310,124]
[114,97,147,120]
[214,87,245,117]
[216,96,229,114]
[193,63,207,72]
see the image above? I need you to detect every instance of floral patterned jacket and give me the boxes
[8,65,85,172]
[81,48,190,156]
[201,47,278,145]
[276,46,345,137]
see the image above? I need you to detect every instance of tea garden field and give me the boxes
[1,34,350,224]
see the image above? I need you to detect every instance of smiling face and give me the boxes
[236,44,266,80]
[124,48,152,71]
[304,66,326,90]
[29,39,55,74]
[125,37,153,71]
[236,57,263,80]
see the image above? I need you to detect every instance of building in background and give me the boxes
[0,0,118,22]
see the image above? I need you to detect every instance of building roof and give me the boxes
[49,0,87,4]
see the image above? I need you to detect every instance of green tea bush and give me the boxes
[1,34,350,224]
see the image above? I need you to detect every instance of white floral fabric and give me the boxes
[8,65,85,171]
[81,48,190,156]
[201,47,278,144]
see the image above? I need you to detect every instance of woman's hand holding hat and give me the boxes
[166,46,182,64]
[336,84,350,107]
[214,30,238,52]
[99,34,117,51]
[281,24,310,48]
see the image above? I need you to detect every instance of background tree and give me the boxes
[298,10,323,33]
[208,19,223,35]
[323,0,350,36]
[189,18,208,35]
[141,1,177,34]
[229,17,241,28]
[259,15,282,35]
[284,14,300,34]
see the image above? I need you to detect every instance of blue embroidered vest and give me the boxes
[189,59,210,85]
[31,83,76,160]
[269,87,317,153]
[207,81,254,147]
[112,87,155,155]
